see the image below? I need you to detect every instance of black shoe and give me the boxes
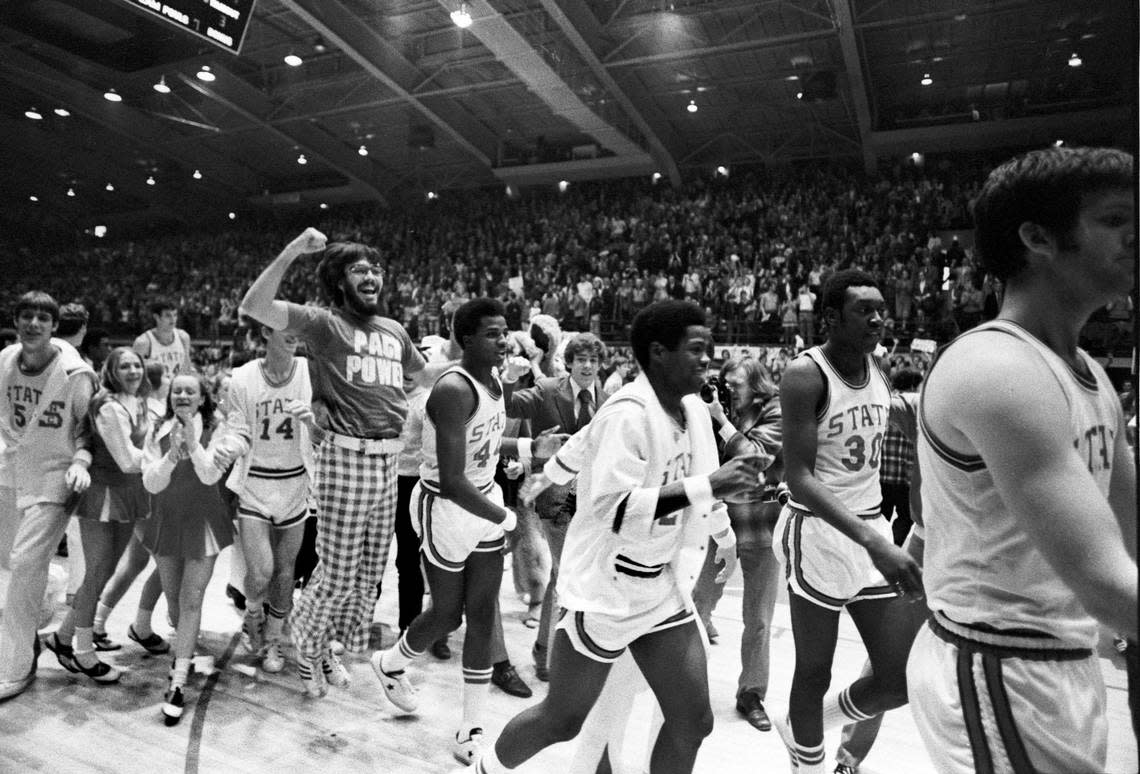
[43,632,80,673]
[225,584,246,611]
[532,643,549,682]
[162,686,185,726]
[491,664,533,698]
[430,637,451,660]
[735,692,772,732]
[834,765,858,774]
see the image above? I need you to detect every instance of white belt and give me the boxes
[327,432,403,456]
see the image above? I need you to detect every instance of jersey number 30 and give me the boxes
[840,432,882,472]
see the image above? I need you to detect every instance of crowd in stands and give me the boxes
[2,161,1133,359]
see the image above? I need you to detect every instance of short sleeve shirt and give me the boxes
[286,304,425,439]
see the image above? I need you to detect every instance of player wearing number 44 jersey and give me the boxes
[774,268,924,774]
[221,324,315,674]
[371,298,561,766]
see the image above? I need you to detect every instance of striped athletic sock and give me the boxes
[792,742,825,774]
[461,666,493,730]
[821,686,875,731]
[265,605,287,642]
[380,630,423,674]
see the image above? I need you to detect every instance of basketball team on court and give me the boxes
[0,146,1134,774]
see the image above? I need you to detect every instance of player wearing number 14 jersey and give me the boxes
[222,325,315,673]
[774,269,924,774]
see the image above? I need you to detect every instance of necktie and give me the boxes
[576,389,594,432]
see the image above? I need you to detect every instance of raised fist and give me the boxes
[290,227,327,255]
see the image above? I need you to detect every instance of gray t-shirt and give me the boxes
[287,304,425,439]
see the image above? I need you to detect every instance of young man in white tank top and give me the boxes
[370,298,557,766]
[221,325,314,675]
[774,268,924,773]
[909,146,1136,774]
[132,300,192,378]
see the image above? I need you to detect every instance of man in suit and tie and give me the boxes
[506,332,607,680]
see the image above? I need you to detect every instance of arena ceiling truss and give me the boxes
[0,0,1133,229]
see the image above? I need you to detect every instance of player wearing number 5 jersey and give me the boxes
[0,291,97,701]
[774,269,923,774]
[222,325,315,674]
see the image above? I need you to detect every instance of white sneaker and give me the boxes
[452,727,483,766]
[297,653,328,698]
[370,651,417,713]
[261,641,285,674]
[329,639,346,656]
[322,650,351,688]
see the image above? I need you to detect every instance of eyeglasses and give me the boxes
[347,264,383,277]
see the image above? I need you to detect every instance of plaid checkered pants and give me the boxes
[291,441,398,654]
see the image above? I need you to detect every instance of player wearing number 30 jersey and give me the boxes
[774,269,924,774]
[780,345,895,606]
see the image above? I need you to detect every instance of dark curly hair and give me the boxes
[316,242,383,308]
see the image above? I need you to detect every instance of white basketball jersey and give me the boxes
[787,347,892,517]
[420,365,505,492]
[919,320,1120,648]
[230,358,311,474]
[145,329,188,378]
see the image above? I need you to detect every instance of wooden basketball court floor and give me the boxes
[1,547,1135,774]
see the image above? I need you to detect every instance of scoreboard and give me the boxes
[119,0,257,55]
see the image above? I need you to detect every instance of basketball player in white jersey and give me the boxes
[221,324,315,674]
[473,300,764,774]
[370,298,549,766]
[908,146,1136,773]
[774,268,923,773]
[133,300,192,378]
[0,291,96,701]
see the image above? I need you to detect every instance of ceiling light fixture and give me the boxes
[358,145,368,156]
[319,202,329,210]
[920,73,933,86]
[297,153,307,165]
[652,172,662,183]
[426,191,439,200]
[67,187,75,197]
[451,2,473,28]
[153,76,171,94]
[193,169,202,180]
[25,108,43,120]
[1054,139,1064,147]
[284,52,303,67]
[146,175,156,186]
[687,99,698,113]
[103,89,122,103]
[557,180,569,193]
[105,183,115,191]
[228,212,236,220]
[54,107,70,117]
[1068,52,1082,67]
[196,66,216,82]
[29,195,39,202]
[796,91,803,99]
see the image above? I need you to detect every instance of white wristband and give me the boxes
[717,421,738,443]
[681,475,715,514]
[712,526,736,549]
[516,437,533,469]
[499,507,517,532]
